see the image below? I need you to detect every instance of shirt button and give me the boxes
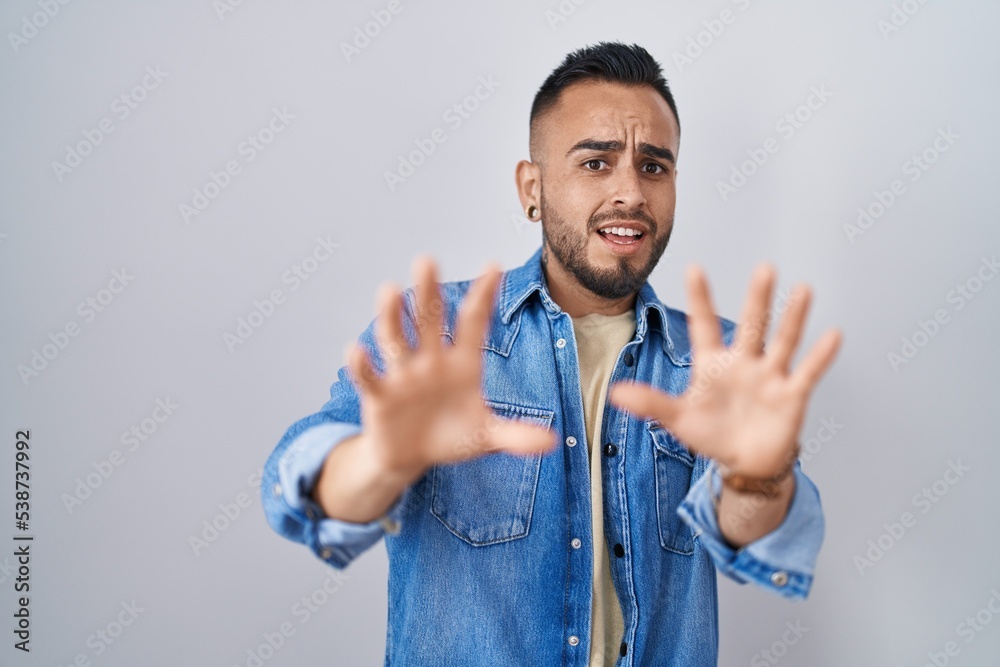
[566,436,577,447]
[624,351,634,367]
[571,538,582,549]
[320,548,332,560]
[603,443,618,457]
[273,483,282,496]
[568,635,579,646]
[556,337,566,349]
[613,543,624,558]
[379,516,401,535]
[771,571,789,587]
[305,506,317,520]
[620,642,628,656]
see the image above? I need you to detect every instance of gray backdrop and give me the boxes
[2,1,998,665]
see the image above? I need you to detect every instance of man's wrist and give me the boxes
[312,432,420,523]
[712,463,797,549]
[717,443,800,498]
[718,463,793,498]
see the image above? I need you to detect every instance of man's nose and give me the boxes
[610,162,647,209]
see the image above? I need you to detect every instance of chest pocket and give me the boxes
[430,400,554,546]
[647,419,710,555]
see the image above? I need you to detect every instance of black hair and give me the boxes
[529,41,679,161]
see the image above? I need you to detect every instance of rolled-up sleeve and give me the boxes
[676,461,824,600]
[261,287,419,569]
[263,420,410,569]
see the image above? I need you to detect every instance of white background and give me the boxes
[1,0,998,665]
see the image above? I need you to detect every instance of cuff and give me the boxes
[677,462,825,599]
[275,422,409,569]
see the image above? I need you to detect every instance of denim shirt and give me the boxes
[261,245,825,667]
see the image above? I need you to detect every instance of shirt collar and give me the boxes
[497,245,693,365]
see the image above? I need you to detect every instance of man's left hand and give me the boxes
[609,264,842,481]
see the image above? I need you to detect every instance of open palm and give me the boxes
[609,264,842,479]
[347,256,557,480]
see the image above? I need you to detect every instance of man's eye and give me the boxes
[585,159,606,170]
[644,162,666,174]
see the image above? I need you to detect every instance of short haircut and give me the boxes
[529,41,679,163]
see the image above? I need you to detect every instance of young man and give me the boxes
[262,41,842,666]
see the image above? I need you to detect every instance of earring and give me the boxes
[526,205,539,220]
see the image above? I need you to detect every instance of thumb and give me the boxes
[609,380,681,426]
[485,421,557,456]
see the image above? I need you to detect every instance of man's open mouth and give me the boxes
[598,226,645,245]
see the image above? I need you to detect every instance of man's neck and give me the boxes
[541,247,637,318]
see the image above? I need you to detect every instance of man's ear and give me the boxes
[514,159,542,213]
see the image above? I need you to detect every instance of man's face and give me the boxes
[535,80,679,300]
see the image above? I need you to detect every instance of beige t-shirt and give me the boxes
[571,309,637,667]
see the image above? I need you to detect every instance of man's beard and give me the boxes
[539,190,672,300]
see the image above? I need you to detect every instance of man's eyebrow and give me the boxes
[566,138,675,164]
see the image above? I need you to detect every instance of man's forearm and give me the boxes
[311,432,420,524]
[715,472,796,548]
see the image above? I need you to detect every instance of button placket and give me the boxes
[552,317,591,655]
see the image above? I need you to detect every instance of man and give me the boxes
[262,41,841,666]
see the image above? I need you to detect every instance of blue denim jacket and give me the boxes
[261,246,824,666]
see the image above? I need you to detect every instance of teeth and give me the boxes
[601,227,640,237]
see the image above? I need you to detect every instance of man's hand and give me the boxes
[346,255,557,484]
[313,255,557,524]
[609,263,842,484]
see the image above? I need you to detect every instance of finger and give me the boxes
[789,328,843,395]
[486,421,557,456]
[686,265,724,355]
[412,255,445,352]
[608,380,682,427]
[733,263,775,357]
[375,282,411,372]
[767,284,811,373]
[345,341,383,399]
[454,261,502,353]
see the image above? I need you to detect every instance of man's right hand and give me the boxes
[312,255,556,523]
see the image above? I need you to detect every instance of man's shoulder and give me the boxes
[640,283,740,349]
[397,247,545,320]
[395,274,481,340]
